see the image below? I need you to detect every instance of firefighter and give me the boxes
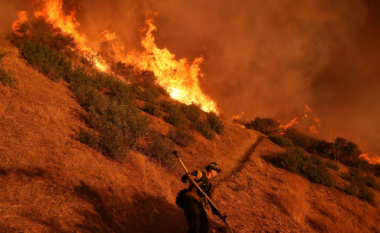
[179,162,226,233]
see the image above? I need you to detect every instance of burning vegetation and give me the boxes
[10,0,218,113]
[6,11,223,163]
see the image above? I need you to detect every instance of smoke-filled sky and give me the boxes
[1,0,379,156]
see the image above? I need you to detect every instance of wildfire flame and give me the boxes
[280,105,321,134]
[12,11,28,36]
[232,111,245,120]
[31,0,109,72]
[122,11,218,113]
[360,153,380,165]
[15,2,218,113]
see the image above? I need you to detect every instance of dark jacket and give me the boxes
[181,170,218,215]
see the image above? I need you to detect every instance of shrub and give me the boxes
[245,117,280,135]
[7,18,75,53]
[276,147,334,187]
[364,175,380,191]
[88,100,148,159]
[68,69,148,161]
[284,128,319,153]
[345,183,358,196]
[305,160,334,187]
[359,186,375,204]
[169,127,195,147]
[19,40,72,81]
[143,102,162,118]
[140,87,161,103]
[181,103,203,123]
[326,161,340,171]
[146,131,175,169]
[349,168,365,182]
[269,135,294,148]
[193,120,215,140]
[0,50,18,88]
[160,99,174,113]
[163,104,187,127]
[276,147,311,173]
[207,111,224,135]
[0,69,18,88]
[79,129,99,150]
[0,50,5,61]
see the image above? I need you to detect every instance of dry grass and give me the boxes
[1,47,380,232]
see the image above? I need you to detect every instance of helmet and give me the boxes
[205,162,221,173]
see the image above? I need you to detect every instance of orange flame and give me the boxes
[13,3,218,113]
[280,105,321,133]
[32,0,109,72]
[360,153,380,165]
[280,117,299,130]
[122,11,218,113]
[12,11,28,36]
[309,116,321,134]
[232,111,245,120]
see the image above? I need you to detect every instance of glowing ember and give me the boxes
[122,11,218,113]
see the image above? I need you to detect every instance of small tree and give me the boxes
[245,117,280,135]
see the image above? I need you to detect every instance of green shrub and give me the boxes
[79,129,99,150]
[19,40,72,81]
[7,18,75,53]
[143,102,162,117]
[364,175,380,191]
[284,128,319,153]
[277,147,311,173]
[359,186,375,204]
[269,135,294,148]
[305,160,334,187]
[245,117,280,135]
[181,103,203,123]
[0,69,18,88]
[160,99,174,113]
[0,50,5,61]
[0,50,18,88]
[140,87,161,103]
[146,131,175,169]
[349,168,365,182]
[207,111,224,135]
[326,161,340,171]
[345,183,358,196]
[163,104,187,127]
[68,69,148,161]
[169,127,195,147]
[276,147,334,187]
[193,120,215,140]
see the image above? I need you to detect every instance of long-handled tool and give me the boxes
[173,151,233,233]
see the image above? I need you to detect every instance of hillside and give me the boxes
[1,47,380,233]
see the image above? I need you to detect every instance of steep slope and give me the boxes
[1,47,380,233]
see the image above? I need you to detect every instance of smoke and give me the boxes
[1,0,379,155]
